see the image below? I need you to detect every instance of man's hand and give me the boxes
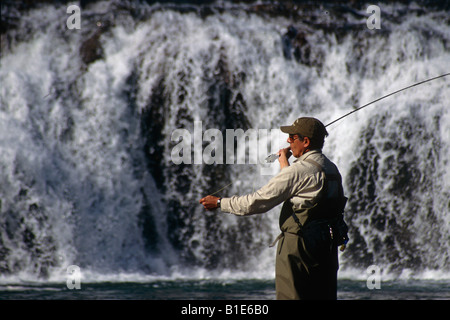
[278,147,291,169]
[199,195,220,210]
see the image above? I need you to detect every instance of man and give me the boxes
[199,117,348,300]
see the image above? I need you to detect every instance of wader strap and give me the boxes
[269,233,284,248]
[290,158,323,231]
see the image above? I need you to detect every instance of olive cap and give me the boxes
[280,117,328,139]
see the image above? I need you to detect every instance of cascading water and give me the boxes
[0,1,449,284]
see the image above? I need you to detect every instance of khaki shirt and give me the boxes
[220,150,342,225]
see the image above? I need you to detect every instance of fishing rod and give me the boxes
[264,73,450,163]
[324,72,449,128]
[210,73,450,192]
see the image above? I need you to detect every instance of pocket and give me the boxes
[331,215,349,247]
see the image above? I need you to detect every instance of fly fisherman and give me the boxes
[199,117,349,300]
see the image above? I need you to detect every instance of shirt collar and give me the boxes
[293,149,322,163]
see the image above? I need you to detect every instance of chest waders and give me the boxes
[272,159,349,300]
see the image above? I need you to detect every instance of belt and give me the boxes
[269,232,285,248]
[269,231,299,248]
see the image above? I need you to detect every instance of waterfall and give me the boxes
[0,1,449,282]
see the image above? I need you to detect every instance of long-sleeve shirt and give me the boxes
[220,149,343,226]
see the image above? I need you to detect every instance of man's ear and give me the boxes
[303,136,311,148]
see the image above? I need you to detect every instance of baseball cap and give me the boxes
[280,117,328,139]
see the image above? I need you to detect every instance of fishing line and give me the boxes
[207,73,449,195]
[208,182,233,196]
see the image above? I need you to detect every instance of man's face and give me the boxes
[287,134,309,158]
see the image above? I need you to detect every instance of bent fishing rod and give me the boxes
[208,72,449,195]
[324,72,449,128]
[264,73,450,162]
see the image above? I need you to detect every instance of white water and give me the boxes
[0,2,449,284]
